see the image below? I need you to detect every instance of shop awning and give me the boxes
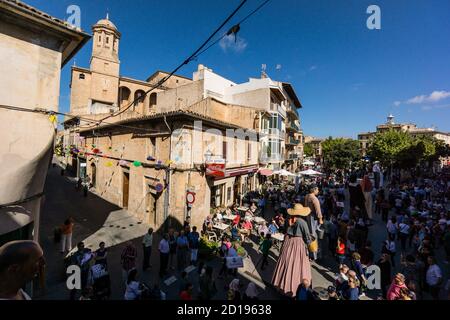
[258,168,273,176]
[225,165,258,177]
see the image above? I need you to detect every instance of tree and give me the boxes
[321,137,360,171]
[303,143,314,157]
[367,129,414,167]
[368,130,448,169]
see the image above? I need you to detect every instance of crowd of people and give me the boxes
[1,163,449,301]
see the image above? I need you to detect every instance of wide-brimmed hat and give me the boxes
[287,203,311,217]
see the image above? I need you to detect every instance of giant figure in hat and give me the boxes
[271,203,312,297]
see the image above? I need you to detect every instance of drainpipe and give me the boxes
[163,115,172,232]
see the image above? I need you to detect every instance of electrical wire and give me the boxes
[193,0,272,59]
[1,0,272,133]
[95,0,249,126]
[0,104,161,133]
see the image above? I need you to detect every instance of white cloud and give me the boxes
[406,90,450,104]
[428,90,450,102]
[421,103,450,111]
[394,90,450,106]
[309,65,317,71]
[219,34,247,53]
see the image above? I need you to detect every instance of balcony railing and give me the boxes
[260,128,285,139]
[286,121,300,132]
[284,152,299,161]
[287,104,299,119]
[286,137,300,145]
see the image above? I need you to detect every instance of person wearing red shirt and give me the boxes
[336,237,346,265]
[179,283,193,300]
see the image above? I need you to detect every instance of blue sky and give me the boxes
[28,0,450,138]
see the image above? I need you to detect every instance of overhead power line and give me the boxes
[95,0,249,126]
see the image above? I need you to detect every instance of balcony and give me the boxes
[286,121,300,132]
[270,103,287,119]
[286,137,300,146]
[285,152,299,161]
[286,104,299,119]
[260,128,285,139]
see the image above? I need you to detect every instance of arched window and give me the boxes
[149,92,157,107]
[118,86,131,108]
[134,90,146,109]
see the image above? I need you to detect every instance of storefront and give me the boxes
[209,176,235,209]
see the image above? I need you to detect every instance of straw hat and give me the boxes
[287,203,311,217]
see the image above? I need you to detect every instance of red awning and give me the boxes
[258,169,273,176]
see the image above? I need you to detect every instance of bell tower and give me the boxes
[89,15,121,105]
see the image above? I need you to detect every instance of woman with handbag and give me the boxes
[271,203,312,298]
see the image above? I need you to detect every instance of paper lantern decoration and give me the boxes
[147,156,155,161]
[155,183,164,193]
[165,160,173,166]
[92,145,96,148]
[133,161,142,167]
[92,148,100,154]
[49,114,57,123]
[119,160,128,166]
[105,161,113,167]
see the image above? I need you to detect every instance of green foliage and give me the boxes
[303,143,314,157]
[321,137,360,170]
[198,236,219,260]
[368,129,413,166]
[368,129,448,168]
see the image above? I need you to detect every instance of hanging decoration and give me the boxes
[147,156,155,161]
[165,160,173,166]
[105,161,113,167]
[92,148,101,154]
[48,114,57,124]
[119,160,128,166]
[133,161,142,167]
[155,183,164,193]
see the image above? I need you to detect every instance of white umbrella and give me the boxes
[273,169,296,177]
[298,169,323,176]
[302,159,315,166]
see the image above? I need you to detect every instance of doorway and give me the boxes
[91,163,97,189]
[146,190,160,226]
[123,171,130,208]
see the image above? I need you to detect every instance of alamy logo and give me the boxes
[366,5,381,30]
[66,265,81,290]
[66,5,81,29]
[365,265,381,290]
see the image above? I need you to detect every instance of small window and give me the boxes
[227,187,231,202]
[79,73,85,79]
[98,35,101,42]
[106,37,109,44]
[223,141,227,160]
[247,142,252,160]
[176,79,179,83]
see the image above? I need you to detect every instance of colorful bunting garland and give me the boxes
[133,161,142,167]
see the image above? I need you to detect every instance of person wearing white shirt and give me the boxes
[158,234,170,277]
[426,256,442,300]
[387,217,398,241]
[124,269,142,300]
[142,228,154,270]
[398,221,410,252]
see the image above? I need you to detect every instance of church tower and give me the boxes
[89,15,121,109]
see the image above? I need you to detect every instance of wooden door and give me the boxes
[123,172,129,208]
